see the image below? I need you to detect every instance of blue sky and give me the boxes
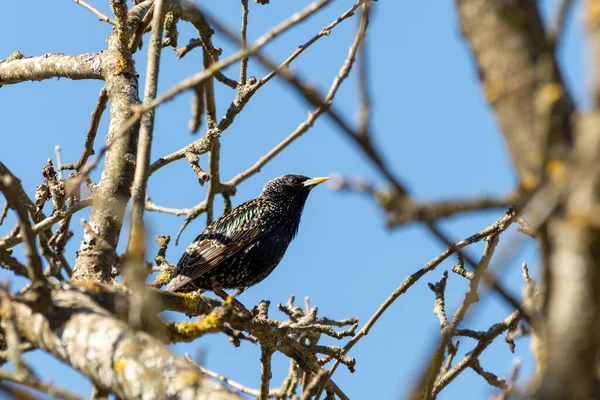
[0,0,585,399]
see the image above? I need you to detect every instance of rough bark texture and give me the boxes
[71,3,150,283]
[0,52,103,85]
[456,1,600,399]
[10,286,240,400]
[455,0,573,186]
[536,114,600,399]
[4,0,597,398]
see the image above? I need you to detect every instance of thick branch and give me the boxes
[9,287,240,399]
[72,2,152,282]
[455,0,573,185]
[0,52,103,85]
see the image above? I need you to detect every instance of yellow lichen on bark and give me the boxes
[170,313,223,343]
[115,359,127,376]
[178,291,204,310]
[72,281,103,292]
[546,159,567,182]
[154,271,173,287]
[484,78,504,104]
[587,0,600,29]
[538,83,563,107]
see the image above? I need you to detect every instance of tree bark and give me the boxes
[455,0,573,186]
[72,2,153,282]
[10,286,240,399]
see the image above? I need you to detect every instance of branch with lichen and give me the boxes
[4,283,240,399]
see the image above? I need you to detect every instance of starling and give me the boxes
[166,174,330,294]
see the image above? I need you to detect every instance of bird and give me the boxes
[165,174,330,296]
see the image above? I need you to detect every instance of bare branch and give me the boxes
[428,271,449,327]
[239,0,250,86]
[554,0,574,48]
[140,0,334,114]
[61,88,108,172]
[0,52,103,85]
[0,201,8,225]
[319,212,514,398]
[0,248,29,277]
[127,0,166,252]
[124,0,167,331]
[431,310,522,396]
[0,369,83,400]
[72,1,152,282]
[186,354,270,398]
[470,359,507,390]
[0,175,48,289]
[0,198,92,249]
[8,286,241,399]
[259,341,276,400]
[225,0,371,189]
[72,0,116,25]
[151,0,365,177]
[357,2,371,137]
[421,234,501,399]
[54,146,64,180]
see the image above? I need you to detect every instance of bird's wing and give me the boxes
[166,199,267,292]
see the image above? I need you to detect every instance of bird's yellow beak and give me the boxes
[303,176,331,188]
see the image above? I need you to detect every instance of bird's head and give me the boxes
[260,174,330,203]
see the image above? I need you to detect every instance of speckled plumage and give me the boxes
[165,174,329,293]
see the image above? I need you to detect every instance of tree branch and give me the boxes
[8,286,241,399]
[72,1,152,282]
[0,52,103,85]
[72,0,116,25]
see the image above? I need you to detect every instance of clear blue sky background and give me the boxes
[0,1,585,399]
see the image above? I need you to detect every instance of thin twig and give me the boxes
[317,213,514,399]
[61,87,108,172]
[188,84,205,133]
[239,0,250,86]
[0,284,29,373]
[185,152,211,184]
[185,354,283,398]
[151,0,364,176]
[0,198,93,249]
[0,369,83,400]
[138,0,333,114]
[145,198,191,216]
[72,0,116,25]
[225,0,371,189]
[174,200,208,245]
[259,343,276,400]
[0,201,8,225]
[554,0,574,47]
[357,2,371,137]
[471,359,507,390]
[125,0,167,330]
[0,176,47,286]
[431,311,522,397]
[127,0,166,249]
[423,234,501,399]
[0,248,29,277]
[54,145,64,180]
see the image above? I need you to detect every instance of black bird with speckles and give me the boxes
[166,174,330,294]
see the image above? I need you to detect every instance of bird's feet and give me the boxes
[211,284,251,317]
